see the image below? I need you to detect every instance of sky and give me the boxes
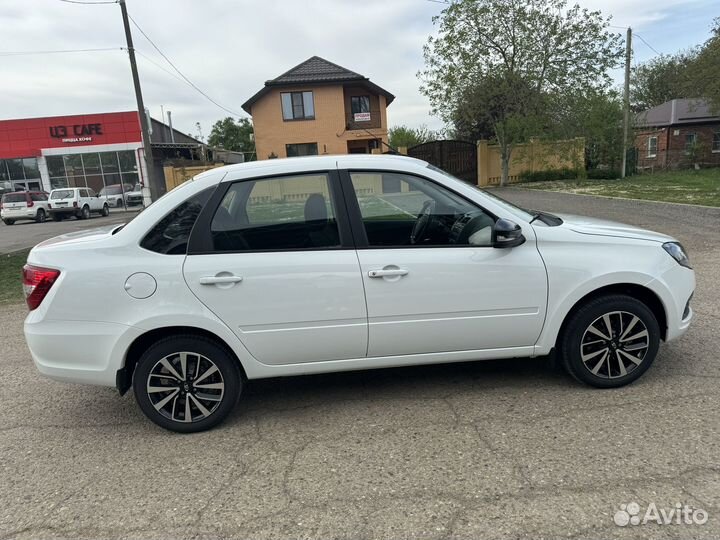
[0,0,716,138]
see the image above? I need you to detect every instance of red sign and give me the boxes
[0,111,142,159]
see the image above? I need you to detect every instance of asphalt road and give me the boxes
[0,208,140,255]
[1,189,719,540]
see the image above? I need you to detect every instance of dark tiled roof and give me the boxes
[269,56,365,85]
[242,56,394,113]
[634,98,719,127]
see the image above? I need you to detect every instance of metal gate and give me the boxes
[407,140,477,184]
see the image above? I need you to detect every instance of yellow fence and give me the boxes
[478,138,585,186]
[163,164,224,192]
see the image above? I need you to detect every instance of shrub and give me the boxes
[587,168,620,180]
[519,168,577,182]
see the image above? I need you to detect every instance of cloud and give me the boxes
[0,0,712,137]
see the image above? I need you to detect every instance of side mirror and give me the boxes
[492,218,525,248]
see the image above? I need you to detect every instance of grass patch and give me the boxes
[0,249,29,306]
[519,169,720,207]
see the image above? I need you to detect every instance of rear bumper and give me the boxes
[49,208,78,216]
[24,317,143,387]
[1,209,36,220]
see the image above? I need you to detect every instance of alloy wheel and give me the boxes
[146,351,225,423]
[580,310,650,379]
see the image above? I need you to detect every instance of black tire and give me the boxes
[80,205,90,220]
[559,294,660,388]
[116,198,123,208]
[52,213,63,222]
[35,209,46,223]
[133,336,242,433]
[3,219,15,225]
[101,204,110,217]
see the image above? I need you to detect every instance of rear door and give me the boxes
[183,170,368,365]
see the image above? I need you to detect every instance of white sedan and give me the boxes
[22,155,695,432]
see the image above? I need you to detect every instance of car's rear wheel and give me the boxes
[35,209,46,223]
[3,219,15,225]
[101,204,110,217]
[116,198,123,208]
[559,294,660,388]
[80,205,90,220]
[133,336,242,433]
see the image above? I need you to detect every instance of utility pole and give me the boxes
[621,26,632,179]
[119,0,159,203]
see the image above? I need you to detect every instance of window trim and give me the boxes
[338,169,498,250]
[280,91,315,121]
[647,136,658,158]
[187,169,353,255]
[350,95,371,115]
[712,130,720,153]
[684,132,697,154]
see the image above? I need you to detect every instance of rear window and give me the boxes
[2,193,26,203]
[51,190,74,200]
[140,188,213,255]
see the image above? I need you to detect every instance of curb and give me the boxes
[495,186,720,210]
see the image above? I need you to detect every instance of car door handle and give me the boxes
[199,275,243,285]
[368,268,409,278]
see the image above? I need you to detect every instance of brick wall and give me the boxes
[251,85,388,160]
[635,123,720,170]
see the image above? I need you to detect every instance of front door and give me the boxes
[345,170,547,357]
[184,171,367,365]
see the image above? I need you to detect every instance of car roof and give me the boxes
[195,154,429,181]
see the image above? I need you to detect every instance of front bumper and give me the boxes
[646,262,695,343]
[24,317,143,387]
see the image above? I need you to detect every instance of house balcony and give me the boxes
[346,111,382,131]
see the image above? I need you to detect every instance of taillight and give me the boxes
[27,199,34,208]
[73,201,78,208]
[22,265,60,310]
[47,203,52,209]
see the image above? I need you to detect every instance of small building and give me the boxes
[242,56,394,160]
[0,111,204,195]
[634,98,720,170]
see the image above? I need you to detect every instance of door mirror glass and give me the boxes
[492,218,525,248]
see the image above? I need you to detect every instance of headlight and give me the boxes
[663,242,691,269]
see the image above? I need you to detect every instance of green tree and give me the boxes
[420,0,622,185]
[388,125,440,149]
[683,18,720,111]
[207,117,256,160]
[630,52,695,112]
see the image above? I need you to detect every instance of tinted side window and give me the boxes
[141,188,213,255]
[349,172,495,247]
[210,174,340,252]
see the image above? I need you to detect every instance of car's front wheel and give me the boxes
[133,336,242,433]
[559,294,660,388]
[101,204,110,217]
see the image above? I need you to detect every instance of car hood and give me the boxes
[553,213,674,243]
[33,224,123,251]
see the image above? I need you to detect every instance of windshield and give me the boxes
[426,164,535,222]
[100,185,122,196]
[51,190,74,200]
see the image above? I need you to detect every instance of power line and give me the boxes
[128,14,245,118]
[0,47,121,57]
[59,0,118,4]
[634,32,663,56]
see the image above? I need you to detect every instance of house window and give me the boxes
[713,130,720,152]
[351,96,370,114]
[286,143,319,157]
[281,92,314,120]
[685,132,697,153]
[647,136,658,157]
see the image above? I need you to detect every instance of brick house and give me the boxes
[242,56,394,160]
[634,98,720,170]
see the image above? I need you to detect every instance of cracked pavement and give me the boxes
[1,188,719,539]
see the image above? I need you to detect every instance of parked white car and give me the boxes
[1,191,50,225]
[48,187,110,221]
[23,155,695,432]
[124,183,144,206]
[98,183,133,208]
